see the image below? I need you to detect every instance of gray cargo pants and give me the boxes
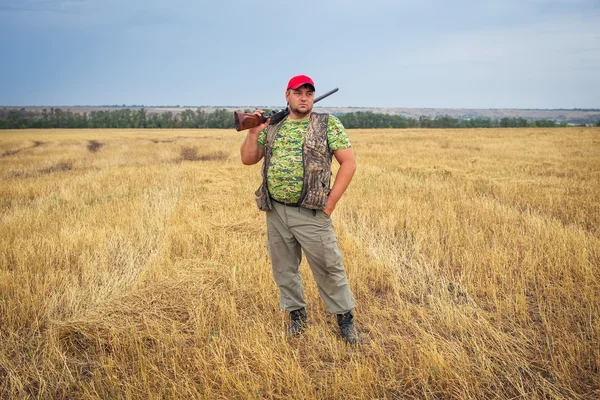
[266,201,356,314]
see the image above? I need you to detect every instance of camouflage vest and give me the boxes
[255,112,331,211]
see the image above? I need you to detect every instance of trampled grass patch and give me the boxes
[87,140,103,153]
[180,145,228,162]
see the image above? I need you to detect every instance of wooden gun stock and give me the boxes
[234,112,268,132]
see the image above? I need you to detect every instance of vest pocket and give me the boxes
[302,189,329,210]
[301,167,331,210]
[255,184,271,211]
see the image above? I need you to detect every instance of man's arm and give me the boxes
[240,111,268,165]
[324,147,357,216]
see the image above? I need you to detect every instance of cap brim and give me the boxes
[290,83,315,91]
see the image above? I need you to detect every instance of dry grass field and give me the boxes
[1,127,599,399]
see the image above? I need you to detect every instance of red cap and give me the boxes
[286,75,315,91]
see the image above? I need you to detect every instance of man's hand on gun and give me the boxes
[248,110,270,135]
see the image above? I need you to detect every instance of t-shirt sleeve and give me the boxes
[257,128,267,148]
[326,115,351,152]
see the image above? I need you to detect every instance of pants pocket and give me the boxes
[321,232,343,269]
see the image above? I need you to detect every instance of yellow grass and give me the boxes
[1,128,599,399]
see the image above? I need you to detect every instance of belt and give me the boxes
[270,197,299,207]
[271,198,319,216]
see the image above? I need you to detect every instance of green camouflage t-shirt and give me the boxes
[258,115,351,204]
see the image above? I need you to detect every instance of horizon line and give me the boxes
[2,105,600,112]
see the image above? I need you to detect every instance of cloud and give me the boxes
[1,0,598,107]
[0,0,181,30]
[412,16,599,69]
[0,0,86,13]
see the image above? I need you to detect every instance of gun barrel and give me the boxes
[314,87,339,104]
[234,87,339,131]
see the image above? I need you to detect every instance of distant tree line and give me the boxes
[1,107,596,130]
[336,111,572,129]
[0,108,235,129]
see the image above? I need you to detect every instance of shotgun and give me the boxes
[234,88,339,131]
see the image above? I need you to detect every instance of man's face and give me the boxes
[285,85,315,118]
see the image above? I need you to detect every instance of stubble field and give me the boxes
[1,127,599,399]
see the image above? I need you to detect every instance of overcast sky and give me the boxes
[1,0,598,108]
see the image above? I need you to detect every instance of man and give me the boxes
[240,75,360,344]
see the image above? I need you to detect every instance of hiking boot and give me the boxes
[287,308,307,336]
[337,311,362,344]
